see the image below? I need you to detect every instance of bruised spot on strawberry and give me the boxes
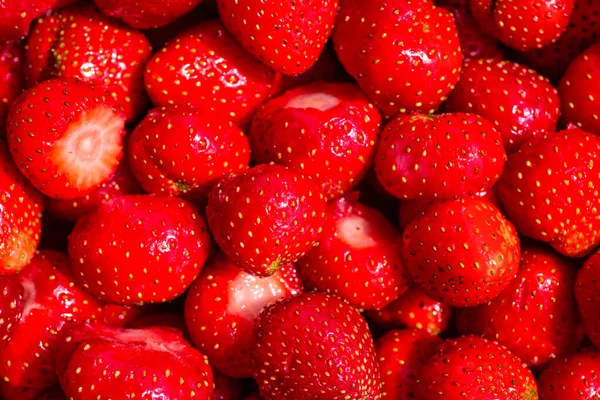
[336,215,377,250]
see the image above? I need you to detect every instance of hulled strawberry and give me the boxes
[206,164,327,277]
[252,292,381,399]
[128,104,251,204]
[402,197,520,307]
[0,41,24,137]
[0,0,61,41]
[7,78,126,199]
[0,276,23,345]
[496,126,600,257]
[144,20,280,126]
[184,253,302,377]
[575,248,600,349]
[217,0,338,75]
[68,195,211,304]
[249,82,381,199]
[333,0,462,118]
[93,0,205,29]
[537,349,600,399]
[25,5,152,122]
[56,322,214,399]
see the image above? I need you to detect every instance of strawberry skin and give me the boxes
[298,194,410,310]
[0,41,24,137]
[575,248,600,349]
[249,82,381,199]
[144,20,281,126]
[56,322,214,399]
[446,59,560,153]
[217,0,338,75]
[0,0,57,41]
[68,195,212,304]
[375,113,506,201]
[537,349,600,399]
[206,164,327,277]
[333,0,463,118]
[496,126,600,257]
[402,197,521,307]
[0,276,23,345]
[184,253,302,378]
[93,0,205,29]
[252,292,381,399]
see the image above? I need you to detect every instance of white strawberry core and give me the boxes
[285,92,341,111]
[20,278,41,320]
[336,215,377,249]
[227,271,287,321]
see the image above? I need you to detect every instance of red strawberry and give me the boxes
[249,82,381,200]
[537,349,600,399]
[0,0,57,41]
[68,195,212,304]
[456,244,582,367]
[414,336,538,399]
[446,59,560,153]
[206,163,327,277]
[374,113,506,201]
[575,248,600,349]
[0,276,23,345]
[56,322,214,399]
[0,140,43,273]
[144,20,281,126]
[128,104,251,204]
[7,78,126,199]
[217,0,338,75]
[100,303,145,328]
[496,126,600,257]
[376,329,443,399]
[252,292,381,399]
[366,285,454,335]
[402,197,521,307]
[184,253,302,377]
[211,369,245,400]
[93,0,205,29]
[333,0,463,118]
[559,42,600,135]
[0,251,102,399]
[297,193,409,310]
[0,41,24,137]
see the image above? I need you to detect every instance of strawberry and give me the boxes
[250,82,381,199]
[211,369,245,400]
[0,276,23,345]
[0,41,24,137]
[456,244,582,367]
[141,4,213,49]
[128,104,251,204]
[401,197,521,307]
[0,251,102,399]
[93,0,205,29]
[25,6,152,123]
[445,59,561,153]
[496,126,600,257]
[6,78,126,200]
[68,195,212,304]
[537,349,600,399]
[297,193,410,310]
[0,0,58,41]
[99,303,145,328]
[333,0,463,118]
[375,113,506,201]
[414,335,538,399]
[144,20,281,126]
[366,285,454,335]
[206,163,327,277]
[217,0,338,75]
[575,248,600,349]
[0,140,44,273]
[376,329,443,400]
[252,292,381,399]
[184,253,302,377]
[56,322,214,399]
[559,42,600,135]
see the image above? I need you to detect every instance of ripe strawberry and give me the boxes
[0,276,23,345]
[402,197,521,307]
[68,195,212,304]
[128,105,251,204]
[456,244,582,367]
[252,292,381,399]
[446,59,560,153]
[0,0,58,41]
[93,0,205,29]
[0,251,102,399]
[366,285,454,335]
[144,20,281,126]
[298,194,409,310]
[211,369,245,400]
[333,0,463,118]
[537,349,600,399]
[559,42,600,135]
[414,336,538,399]
[56,322,214,400]
[0,41,24,137]
[496,126,600,257]
[376,329,443,399]
[375,113,506,201]
[99,303,145,328]
[25,6,152,122]
[184,253,302,377]
[217,0,338,75]
[7,78,126,200]
[206,164,327,277]
[574,248,600,349]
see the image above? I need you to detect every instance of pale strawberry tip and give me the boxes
[285,92,341,111]
[336,215,377,249]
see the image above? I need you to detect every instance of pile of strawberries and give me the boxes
[1,0,600,398]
